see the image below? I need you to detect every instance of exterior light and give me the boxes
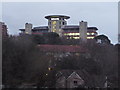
[46,74,48,76]
[48,68,51,71]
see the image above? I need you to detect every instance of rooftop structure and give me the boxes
[45,15,70,19]
[45,15,70,36]
[19,15,98,42]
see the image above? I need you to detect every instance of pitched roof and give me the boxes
[37,44,88,53]
[56,69,94,87]
[56,70,90,81]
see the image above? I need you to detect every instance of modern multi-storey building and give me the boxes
[0,22,8,38]
[19,15,98,41]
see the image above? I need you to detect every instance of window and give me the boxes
[52,21,57,24]
[59,22,61,25]
[74,81,78,85]
[63,22,65,25]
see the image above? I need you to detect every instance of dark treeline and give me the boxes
[2,33,119,88]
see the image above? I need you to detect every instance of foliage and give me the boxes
[2,34,119,88]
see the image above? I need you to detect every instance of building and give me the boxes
[25,23,32,34]
[0,22,8,38]
[19,15,98,41]
[56,70,106,88]
[56,70,91,88]
[45,15,70,37]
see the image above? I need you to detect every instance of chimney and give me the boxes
[25,23,32,34]
[79,21,87,44]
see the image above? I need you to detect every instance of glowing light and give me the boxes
[87,33,90,35]
[87,37,94,39]
[73,37,80,39]
[64,33,80,36]
[87,32,95,35]
[52,29,56,32]
[48,68,51,71]
[52,21,57,24]
[46,74,48,76]
[51,18,59,20]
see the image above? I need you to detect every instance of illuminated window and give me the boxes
[75,33,80,35]
[87,33,90,35]
[73,37,80,39]
[52,29,56,32]
[64,33,79,36]
[91,33,95,35]
[87,33,95,35]
[52,21,57,24]
[53,26,55,29]
[87,37,94,39]
[51,18,59,20]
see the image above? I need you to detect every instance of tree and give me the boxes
[2,35,51,87]
[43,32,62,45]
[94,34,111,44]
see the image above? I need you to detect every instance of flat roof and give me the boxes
[33,26,48,29]
[62,25,98,30]
[45,15,70,19]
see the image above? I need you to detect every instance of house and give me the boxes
[56,70,93,88]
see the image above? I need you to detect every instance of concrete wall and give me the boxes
[79,21,87,43]
[25,23,32,34]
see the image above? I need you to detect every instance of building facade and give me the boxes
[56,70,89,88]
[0,22,8,38]
[19,15,98,41]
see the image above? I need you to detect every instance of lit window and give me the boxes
[87,33,90,35]
[87,37,94,39]
[51,18,59,20]
[52,29,56,32]
[87,33,95,35]
[91,33,95,35]
[75,33,80,35]
[73,37,80,39]
[52,21,57,24]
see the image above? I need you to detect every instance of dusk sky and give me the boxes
[2,2,118,44]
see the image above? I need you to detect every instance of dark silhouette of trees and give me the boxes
[2,35,50,87]
[94,34,111,44]
[2,33,118,88]
[43,32,62,45]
